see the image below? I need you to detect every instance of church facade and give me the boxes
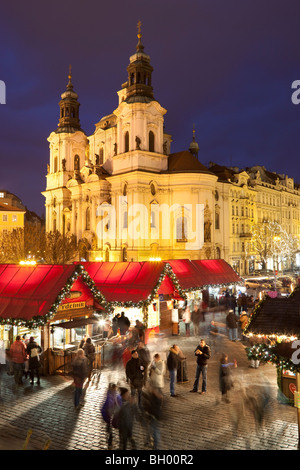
[42,29,230,264]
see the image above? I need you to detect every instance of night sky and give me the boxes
[0,0,299,216]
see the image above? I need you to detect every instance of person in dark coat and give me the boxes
[118,311,130,335]
[125,349,145,406]
[219,353,237,403]
[83,337,95,381]
[226,309,239,341]
[112,313,121,336]
[137,341,151,385]
[166,345,180,397]
[71,348,88,409]
[142,386,163,450]
[117,387,137,450]
[26,337,42,385]
[190,339,211,393]
[101,383,122,449]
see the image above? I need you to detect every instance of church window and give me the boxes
[99,148,104,164]
[53,218,56,231]
[176,209,187,242]
[74,154,80,171]
[130,73,135,85]
[125,132,129,152]
[150,183,156,196]
[137,72,141,84]
[122,247,127,262]
[123,210,128,229]
[2,215,7,222]
[215,211,220,230]
[54,156,58,173]
[149,131,155,152]
[216,247,221,259]
[86,207,90,230]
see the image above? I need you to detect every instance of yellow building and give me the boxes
[0,202,25,234]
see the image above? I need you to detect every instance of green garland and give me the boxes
[0,261,244,329]
[245,342,300,373]
[0,263,187,328]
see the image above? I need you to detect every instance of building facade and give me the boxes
[42,29,300,275]
[42,30,230,264]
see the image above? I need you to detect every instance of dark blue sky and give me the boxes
[0,0,299,216]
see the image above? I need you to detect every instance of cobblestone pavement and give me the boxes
[0,311,299,451]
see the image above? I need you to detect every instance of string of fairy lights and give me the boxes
[0,263,188,329]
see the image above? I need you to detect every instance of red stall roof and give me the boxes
[81,261,182,305]
[166,259,242,289]
[0,264,78,324]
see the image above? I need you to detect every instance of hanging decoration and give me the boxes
[245,342,300,374]
[0,264,105,329]
[0,261,243,329]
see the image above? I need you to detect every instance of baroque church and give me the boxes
[42,27,229,263]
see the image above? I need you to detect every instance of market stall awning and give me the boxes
[166,259,242,289]
[244,287,300,338]
[81,261,184,305]
[0,264,79,325]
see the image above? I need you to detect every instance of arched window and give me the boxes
[86,207,90,230]
[216,247,221,259]
[124,131,129,152]
[74,154,80,171]
[149,131,155,152]
[53,156,58,173]
[122,246,127,262]
[176,212,187,242]
[215,212,220,230]
[99,148,104,164]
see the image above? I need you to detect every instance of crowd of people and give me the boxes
[7,335,42,386]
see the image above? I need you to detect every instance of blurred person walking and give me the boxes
[149,353,165,394]
[83,337,95,381]
[125,349,145,406]
[190,339,211,394]
[142,386,163,450]
[219,353,237,403]
[239,311,249,341]
[9,335,27,385]
[26,336,42,385]
[101,383,122,449]
[117,387,136,450]
[166,344,180,397]
[226,309,239,341]
[137,341,151,385]
[182,305,191,336]
[71,348,88,410]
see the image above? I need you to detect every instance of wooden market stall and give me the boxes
[244,285,300,441]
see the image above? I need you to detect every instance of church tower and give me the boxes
[42,67,88,234]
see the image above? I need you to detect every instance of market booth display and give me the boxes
[244,286,300,410]
[80,261,187,339]
[0,263,107,375]
[0,259,242,375]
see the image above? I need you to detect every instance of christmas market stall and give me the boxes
[166,259,243,331]
[243,286,300,410]
[0,263,107,375]
[81,260,187,341]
